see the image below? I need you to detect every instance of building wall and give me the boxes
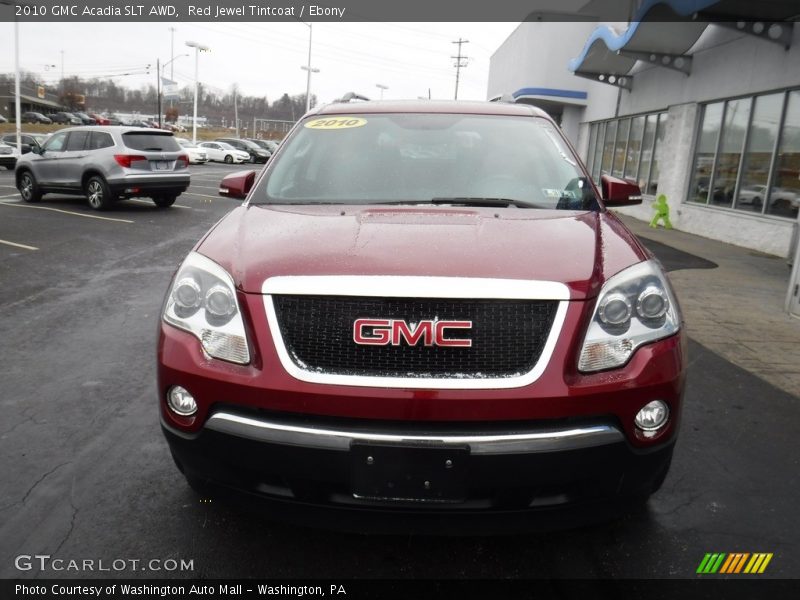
[488,21,618,146]
[586,26,800,258]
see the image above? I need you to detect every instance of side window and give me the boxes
[66,131,89,151]
[88,132,114,150]
[43,132,68,152]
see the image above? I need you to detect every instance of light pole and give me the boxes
[301,65,320,112]
[375,83,388,100]
[185,40,209,144]
[298,21,315,113]
[157,53,188,127]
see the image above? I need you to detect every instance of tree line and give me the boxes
[0,72,313,124]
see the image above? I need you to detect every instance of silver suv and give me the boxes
[15,126,190,210]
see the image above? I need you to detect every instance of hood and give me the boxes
[197,205,647,300]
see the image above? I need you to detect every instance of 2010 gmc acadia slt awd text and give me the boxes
[158,101,686,533]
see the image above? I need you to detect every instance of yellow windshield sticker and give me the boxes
[304,117,367,130]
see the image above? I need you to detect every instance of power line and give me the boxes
[451,38,469,100]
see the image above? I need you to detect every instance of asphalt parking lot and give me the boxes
[0,163,798,579]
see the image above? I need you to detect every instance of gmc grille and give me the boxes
[271,295,559,379]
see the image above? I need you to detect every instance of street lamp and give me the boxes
[375,84,389,100]
[157,53,188,127]
[185,40,210,144]
[301,65,320,112]
[297,21,316,113]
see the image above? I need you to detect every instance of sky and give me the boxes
[1,21,520,107]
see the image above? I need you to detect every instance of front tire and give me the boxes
[18,170,42,203]
[153,194,177,208]
[224,154,233,164]
[85,175,114,211]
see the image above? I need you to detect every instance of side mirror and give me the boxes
[20,144,32,154]
[219,170,256,200]
[600,174,643,206]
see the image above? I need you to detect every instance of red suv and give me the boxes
[158,101,685,532]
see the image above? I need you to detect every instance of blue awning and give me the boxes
[568,0,797,89]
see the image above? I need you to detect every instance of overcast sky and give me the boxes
[1,21,520,107]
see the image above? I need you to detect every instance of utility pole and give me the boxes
[234,88,239,138]
[169,27,176,79]
[451,38,469,100]
[60,49,64,92]
[156,58,162,127]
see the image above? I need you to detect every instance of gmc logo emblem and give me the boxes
[353,319,472,347]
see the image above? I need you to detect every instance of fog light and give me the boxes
[635,400,669,431]
[167,386,197,416]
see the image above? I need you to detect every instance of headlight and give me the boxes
[162,252,250,364]
[578,260,680,372]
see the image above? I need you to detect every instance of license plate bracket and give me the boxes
[351,443,469,502]
[153,160,170,171]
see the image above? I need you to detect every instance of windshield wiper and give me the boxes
[429,197,535,208]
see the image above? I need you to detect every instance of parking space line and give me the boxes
[0,192,20,199]
[184,191,232,200]
[0,238,38,251]
[127,198,194,210]
[0,201,134,223]
[188,184,223,191]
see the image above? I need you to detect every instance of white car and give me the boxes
[175,138,209,164]
[197,141,249,164]
[0,141,20,170]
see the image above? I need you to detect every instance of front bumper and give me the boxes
[163,410,674,532]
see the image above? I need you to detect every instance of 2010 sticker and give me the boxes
[304,117,367,130]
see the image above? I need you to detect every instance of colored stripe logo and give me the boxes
[697,553,773,574]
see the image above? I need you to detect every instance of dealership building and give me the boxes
[488,1,800,258]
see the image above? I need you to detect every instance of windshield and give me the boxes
[256,113,596,209]
[177,139,197,148]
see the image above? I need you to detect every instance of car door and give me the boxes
[56,130,91,189]
[33,131,70,186]
[202,143,221,162]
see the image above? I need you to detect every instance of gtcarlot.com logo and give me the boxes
[696,552,773,574]
[15,554,194,572]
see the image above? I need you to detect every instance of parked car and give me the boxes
[246,138,279,154]
[20,111,52,124]
[1,132,49,155]
[0,141,20,170]
[197,141,249,164]
[15,126,190,210]
[215,137,270,163]
[72,112,97,125]
[105,115,125,126]
[175,137,209,164]
[0,114,7,124]
[89,113,110,126]
[738,184,797,207]
[159,100,686,533]
[50,112,82,125]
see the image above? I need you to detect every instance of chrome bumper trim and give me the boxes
[204,412,624,455]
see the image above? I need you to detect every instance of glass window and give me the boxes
[768,90,800,219]
[43,131,68,152]
[601,120,617,174]
[592,122,605,181]
[638,114,658,193]
[710,98,751,208]
[612,118,630,177]
[688,102,724,204]
[65,131,89,151]
[625,116,645,180]
[88,132,114,150]
[735,93,783,214]
[586,124,597,175]
[261,113,598,210]
[122,132,181,152]
[648,113,669,195]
